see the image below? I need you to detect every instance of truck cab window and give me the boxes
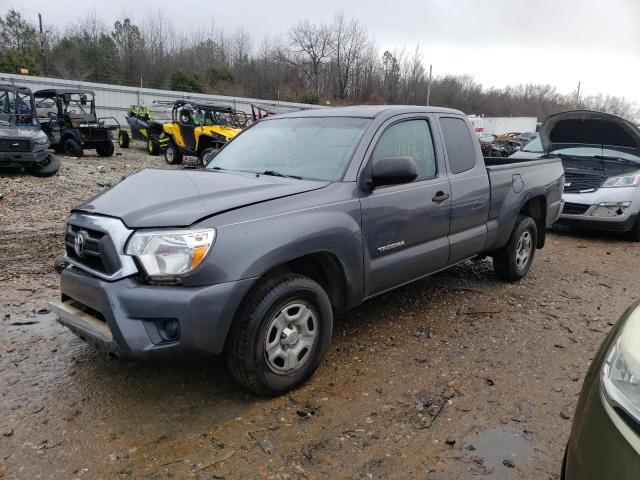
[440,117,477,174]
[372,119,436,180]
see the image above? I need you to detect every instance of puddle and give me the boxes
[2,308,252,440]
[462,425,538,478]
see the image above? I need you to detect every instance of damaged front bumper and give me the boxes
[0,149,49,167]
[558,188,640,232]
[51,266,257,359]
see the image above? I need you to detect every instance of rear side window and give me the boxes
[440,117,477,174]
[371,119,436,180]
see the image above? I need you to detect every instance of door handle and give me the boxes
[432,191,450,203]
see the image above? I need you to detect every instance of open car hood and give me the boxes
[540,110,640,154]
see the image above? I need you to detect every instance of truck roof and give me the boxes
[274,105,465,119]
[0,84,33,94]
[34,88,96,97]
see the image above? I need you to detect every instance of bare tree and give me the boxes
[331,13,367,99]
[286,19,332,94]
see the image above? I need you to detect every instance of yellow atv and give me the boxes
[162,100,243,165]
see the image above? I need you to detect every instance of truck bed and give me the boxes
[483,156,565,252]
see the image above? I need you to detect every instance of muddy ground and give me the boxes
[1,147,639,479]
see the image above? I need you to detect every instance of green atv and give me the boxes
[118,104,170,155]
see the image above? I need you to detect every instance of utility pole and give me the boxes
[38,13,46,76]
[426,64,433,106]
[575,81,581,105]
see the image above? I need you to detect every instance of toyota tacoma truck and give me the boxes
[50,106,564,395]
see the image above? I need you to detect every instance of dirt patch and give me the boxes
[1,147,639,479]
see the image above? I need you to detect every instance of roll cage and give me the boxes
[0,84,37,126]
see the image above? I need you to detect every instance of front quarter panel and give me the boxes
[183,182,364,308]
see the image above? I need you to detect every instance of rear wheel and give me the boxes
[493,215,537,281]
[199,147,217,165]
[147,138,160,156]
[118,131,130,148]
[30,153,60,177]
[164,141,183,165]
[96,141,115,157]
[63,137,83,157]
[225,274,333,396]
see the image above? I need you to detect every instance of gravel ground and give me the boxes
[1,147,639,479]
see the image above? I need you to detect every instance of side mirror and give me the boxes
[515,146,522,151]
[371,157,418,188]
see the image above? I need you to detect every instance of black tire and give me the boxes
[628,217,640,242]
[30,153,60,177]
[96,141,115,157]
[225,274,333,396]
[63,137,83,157]
[147,138,160,156]
[118,131,130,148]
[199,147,217,165]
[164,141,183,165]
[493,215,537,282]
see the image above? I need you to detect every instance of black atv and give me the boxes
[0,84,60,177]
[34,89,117,158]
[117,104,170,155]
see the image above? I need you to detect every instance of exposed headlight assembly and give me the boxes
[125,228,215,280]
[602,306,640,425]
[602,174,640,188]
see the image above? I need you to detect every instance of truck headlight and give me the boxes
[602,174,640,188]
[602,305,640,425]
[125,228,215,279]
[33,131,49,151]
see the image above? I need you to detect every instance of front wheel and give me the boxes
[96,141,115,157]
[30,153,60,177]
[628,217,640,242]
[225,274,333,396]
[493,215,537,282]
[164,141,183,165]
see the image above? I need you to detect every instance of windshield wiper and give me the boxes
[260,170,302,180]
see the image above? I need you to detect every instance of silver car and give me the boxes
[512,110,640,240]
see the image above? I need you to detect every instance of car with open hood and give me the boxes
[511,110,640,240]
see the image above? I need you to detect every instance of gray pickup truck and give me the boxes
[50,106,564,395]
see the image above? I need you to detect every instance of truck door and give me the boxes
[361,116,451,297]
[437,116,490,264]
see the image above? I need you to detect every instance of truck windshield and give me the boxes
[0,89,36,126]
[206,117,370,181]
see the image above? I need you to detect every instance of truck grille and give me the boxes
[562,202,590,215]
[563,172,603,193]
[0,139,30,152]
[65,225,121,276]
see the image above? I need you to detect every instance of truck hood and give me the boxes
[540,110,640,154]
[0,124,41,139]
[74,168,329,228]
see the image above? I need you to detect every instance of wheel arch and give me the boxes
[239,251,351,315]
[518,195,547,248]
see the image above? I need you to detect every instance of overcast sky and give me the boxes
[13,0,640,104]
